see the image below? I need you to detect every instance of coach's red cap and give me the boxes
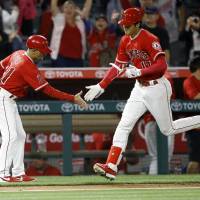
[118,7,144,26]
[26,35,52,55]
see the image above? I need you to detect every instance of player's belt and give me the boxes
[0,88,17,100]
[137,80,158,87]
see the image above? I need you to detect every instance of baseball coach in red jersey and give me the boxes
[84,7,200,180]
[0,35,87,183]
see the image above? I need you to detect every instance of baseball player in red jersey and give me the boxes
[0,35,87,183]
[84,7,200,180]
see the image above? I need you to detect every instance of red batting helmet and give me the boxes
[118,7,144,26]
[26,35,52,54]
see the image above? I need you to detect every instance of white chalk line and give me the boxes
[1,186,200,192]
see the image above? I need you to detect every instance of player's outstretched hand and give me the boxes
[74,91,88,109]
[84,84,104,101]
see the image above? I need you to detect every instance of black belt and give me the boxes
[0,88,17,99]
[138,80,158,87]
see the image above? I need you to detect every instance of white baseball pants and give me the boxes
[112,76,200,151]
[144,121,174,175]
[0,88,26,177]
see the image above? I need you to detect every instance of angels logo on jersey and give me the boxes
[127,49,149,60]
[152,42,161,50]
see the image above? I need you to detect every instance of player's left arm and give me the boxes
[125,35,167,80]
[140,35,167,80]
[140,54,167,79]
[20,63,87,108]
[98,36,129,89]
[84,36,129,101]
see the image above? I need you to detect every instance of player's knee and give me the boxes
[10,132,26,142]
[118,118,136,131]
[160,127,174,136]
[18,135,26,142]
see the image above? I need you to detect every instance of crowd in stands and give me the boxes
[0,0,199,67]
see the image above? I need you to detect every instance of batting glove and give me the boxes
[125,64,141,78]
[84,84,104,101]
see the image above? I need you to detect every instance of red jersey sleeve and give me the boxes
[143,31,165,61]
[99,37,128,89]
[0,55,11,78]
[115,36,129,64]
[20,62,48,91]
[0,62,4,78]
[183,77,199,99]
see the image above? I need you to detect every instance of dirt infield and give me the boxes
[1,183,200,192]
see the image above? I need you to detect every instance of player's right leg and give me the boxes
[94,99,147,180]
[0,97,18,182]
[11,109,35,182]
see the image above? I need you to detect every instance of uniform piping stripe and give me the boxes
[130,29,142,40]
[2,97,11,176]
[24,52,34,63]
[35,82,48,91]
[115,58,128,64]
[153,52,165,61]
[163,81,200,134]
[0,61,5,69]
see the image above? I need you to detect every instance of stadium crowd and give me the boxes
[0,0,199,67]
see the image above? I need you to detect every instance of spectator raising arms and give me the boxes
[38,0,53,41]
[17,0,37,36]
[50,0,92,67]
[0,2,24,52]
[88,14,117,67]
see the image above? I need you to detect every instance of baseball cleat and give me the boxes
[93,163,117,180]
[11,175,36,182]
[0,176,13,183]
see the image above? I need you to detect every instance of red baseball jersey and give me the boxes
[115,28,165,80]
[0,50,48,97]
[183,75,200,99]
